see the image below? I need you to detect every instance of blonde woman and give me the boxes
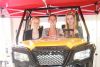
[24,16,43,40]
[31,17,40,39]
[63,10,83,38]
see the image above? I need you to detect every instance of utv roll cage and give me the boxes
[16,6,90,44]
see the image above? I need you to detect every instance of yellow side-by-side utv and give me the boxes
[12,6,95,67]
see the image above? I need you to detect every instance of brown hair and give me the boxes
[31,16,40,21]
[49,14,57,20]
[29,16,40,25]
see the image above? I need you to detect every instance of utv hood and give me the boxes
[22,38,87,50]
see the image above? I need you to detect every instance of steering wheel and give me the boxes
[63,29,74,37]
[63,29,74,32]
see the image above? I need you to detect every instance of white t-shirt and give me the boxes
[32,29,39,39]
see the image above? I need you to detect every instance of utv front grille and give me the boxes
[32,46,69,65]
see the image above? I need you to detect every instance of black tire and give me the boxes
[66,64,85,67]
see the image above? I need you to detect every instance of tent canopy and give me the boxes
[0,0,100,17]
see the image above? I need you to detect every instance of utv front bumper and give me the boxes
[12,44,95,67]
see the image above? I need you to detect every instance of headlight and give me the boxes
[14,52,29,62]
[74,49,91,60]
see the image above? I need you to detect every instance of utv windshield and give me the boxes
[16,6,89,44]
